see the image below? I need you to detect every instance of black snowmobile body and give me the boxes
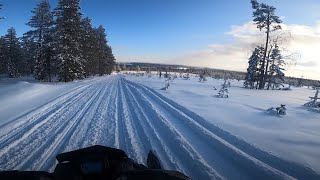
[0,145,190,180]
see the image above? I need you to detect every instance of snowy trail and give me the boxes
[0,75,319,179]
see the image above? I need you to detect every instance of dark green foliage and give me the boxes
[3,28,24,77]
[0,37,7,74]
[251,0,282,31]
[54,0,85,82]
[26,0,55,81]
[80,17,98,77]
[94,26,115,76]
[21,32,38,75]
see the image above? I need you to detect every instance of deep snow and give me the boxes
[126,72,320,174]
[0,74,319,179]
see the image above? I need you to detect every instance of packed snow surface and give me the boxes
[0,74,319,179]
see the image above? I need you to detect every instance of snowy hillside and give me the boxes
[0,74,319,179]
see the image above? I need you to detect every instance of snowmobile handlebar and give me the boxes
[0,145,190,180]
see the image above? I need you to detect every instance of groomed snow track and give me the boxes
[0,75,319,179]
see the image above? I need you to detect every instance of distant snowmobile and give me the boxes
[0,145,190,180]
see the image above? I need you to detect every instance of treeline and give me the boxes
[0,0,115,82]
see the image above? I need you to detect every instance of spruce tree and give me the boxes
[266,45,285,89]
[21,32,38,74]
[3,28,23,77]
[54,0,85,82]
[95,26,115,76]
[27,0,55,81]
[0,37,7,74]
[80,17,97,77]
[251,0,282,89]
[105,45,116,75]
[27,0,53,44]
[244,46,264,89]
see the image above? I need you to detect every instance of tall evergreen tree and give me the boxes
[21,32,38,74]
[266,44,285,89]
[0,36,7,74]
[41,31,56,81]
[27,0,55,81]
[95,26,115,76]
[251,0,282,89]
[105,45,116,75]
[3,28,23,77]
[27,0,53,44]
[80,17,97,77]
[54,0,85,82]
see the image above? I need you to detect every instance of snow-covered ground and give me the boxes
[126,72,320,174]
[0,76,102,126]
[0,74,319,179]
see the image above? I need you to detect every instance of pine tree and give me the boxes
[0,36,7,74]
[80,17,97,77]
[21,32,38,74]
[266,44,285,89]
[251,0,282,89]
[105,45,116,74]
[95,26,115,76]
[3,28,23,77]
[27,0,53,44]
[244,46,264,89]
[54,0,85,82]
[216,80,229,98]
[39,32,56,81]
[27,0,55,81]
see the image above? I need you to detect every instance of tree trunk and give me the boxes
[266,45,273,90]
[259,13,270,89]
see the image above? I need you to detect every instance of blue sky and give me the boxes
[1,0,320,79]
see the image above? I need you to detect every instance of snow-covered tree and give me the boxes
[27,0,55,81]
[54,0,85,82]
[216,80,229,98]
[80,17,98,77]
[105,45,116,74]
[160,79,170,90]
[266,44,285,89]
[304,89,320,108]
[27,0,53,45]
[38,32,56,81]
[251,0,282,89]
[0,37,7,74]
[21,32,38,75]
[244,46,264,89]
[3,28,23,77]
[94,25,115,75]
[199,72,207,82]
